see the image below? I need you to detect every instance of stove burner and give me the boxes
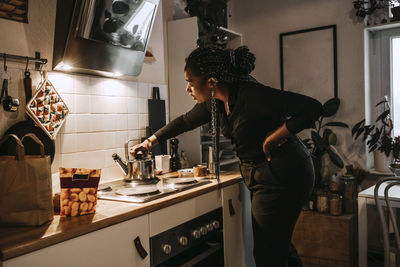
[115,185,160,196]
[123,177,160,185]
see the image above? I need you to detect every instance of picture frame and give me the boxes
[280,25,338,104]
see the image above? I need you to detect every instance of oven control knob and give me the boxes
[200,226,208,235]
[179,236,188,246]
[191,229,201,239]
[206,223,214,232]
[162,244,172,255]
[212,220,220,229]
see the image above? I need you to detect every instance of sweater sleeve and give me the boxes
[154,102,211,142]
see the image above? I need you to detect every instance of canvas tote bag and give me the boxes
[0,133,53,226]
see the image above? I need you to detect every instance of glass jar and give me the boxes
[341,174,357,213]
[329,173,341,192]
[317,192,329,213]
[329,193,343,216]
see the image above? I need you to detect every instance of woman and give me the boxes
[131,46,323,266]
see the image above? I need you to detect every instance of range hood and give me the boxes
[53,0,159,77]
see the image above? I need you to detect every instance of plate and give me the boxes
[115,185,159,196]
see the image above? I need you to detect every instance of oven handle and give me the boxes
[134,236,148,259]
[179,242,222,267]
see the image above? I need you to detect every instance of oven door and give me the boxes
[158,241,224,267]
[150,208,224,267]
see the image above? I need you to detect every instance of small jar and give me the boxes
[317,192,329,213]
[341,174,357,213]
[329,194,343,216]
[329,173,341,192]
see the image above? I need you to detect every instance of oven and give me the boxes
[150,207,224,267]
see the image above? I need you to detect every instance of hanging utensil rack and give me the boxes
[0,52,47,71]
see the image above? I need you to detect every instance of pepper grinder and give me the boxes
[170,138,181,171]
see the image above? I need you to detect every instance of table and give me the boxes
[358,181,400,266]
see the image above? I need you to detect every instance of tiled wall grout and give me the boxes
[48,72,169,183]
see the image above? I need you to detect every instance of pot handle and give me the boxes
[21,133,45,157]
[125,139,137,161]
[0,134,25,160]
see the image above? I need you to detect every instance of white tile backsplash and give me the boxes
[46,72,167,181]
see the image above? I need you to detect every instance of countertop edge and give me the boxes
[0,175,242,261]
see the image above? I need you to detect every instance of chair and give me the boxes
[374,177,400,267]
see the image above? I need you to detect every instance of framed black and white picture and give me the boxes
[280,25,338,104]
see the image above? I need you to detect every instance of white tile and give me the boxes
[75,114,92,132]
[104,150,119,168]
[115,131,128,147]
[103,79,128,96]
[91,114,107,132]
[128,114,139,130]
[128,130,139,141]
[60,94,75,114]
[102,132,116,149]
[89,77,104,95]
[138,82,150,98]
[126,81,138,97]
[137,98,147,114]
[101,165,124,181]
[69,151,105,169]
[75,95,91,113]
[113,114,128,130]
[61,153,79,167]
[60,133,77,154]
[103,115,117,131]
[49,73,74,94]
[61,114,76,133]
[139,129,147,139]
[139,114,148,129]
[127,97,138,113]
[89,132,107,150]
[74,75,91,95]
[113,97,127,114]
[75,133,92,152]
[90,96,107,114]
[51,152,62,174]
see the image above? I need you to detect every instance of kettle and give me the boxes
[112,139,155,183]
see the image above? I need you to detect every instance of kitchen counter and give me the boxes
[0,172,242,261]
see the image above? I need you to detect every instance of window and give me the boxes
[392,36,400,136]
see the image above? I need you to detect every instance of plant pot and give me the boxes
[391,6,400,22]
[373,150,391,172]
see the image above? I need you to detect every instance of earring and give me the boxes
[211,86,215,97]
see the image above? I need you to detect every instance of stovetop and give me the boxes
[97,178,212,203]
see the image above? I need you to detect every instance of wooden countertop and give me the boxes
[0,172,242,261]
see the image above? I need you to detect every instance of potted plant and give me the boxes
[353,0,400,21]
[352,96,396,171]
[302,97,349,188]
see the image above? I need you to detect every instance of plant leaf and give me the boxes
[322,128,333,144]
[375,100,387,107]
[362,125,375,141]
[324,122,349,128]
[355,127,365,140]
[322,98,340,117]
[376,109,390,123]
[326,146,344,168]
[352,119,365,136]
[328,132,337,146]
[311,131,325,153]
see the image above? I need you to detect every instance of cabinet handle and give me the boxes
[134,236,148,259]
[228,199,235,216]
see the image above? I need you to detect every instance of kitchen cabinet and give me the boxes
[222,182,255,267]
[167,17,242,167]
[2,215,150,267]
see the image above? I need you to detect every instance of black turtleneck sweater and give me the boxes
[154,81,323,161]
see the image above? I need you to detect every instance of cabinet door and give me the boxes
[3,215,150,267]
[222,182,255,267]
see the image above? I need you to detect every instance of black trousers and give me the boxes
[240,136,315,267]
